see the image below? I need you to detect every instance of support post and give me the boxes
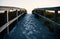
[16,10,18,25]
[54,10,58,23]
[54,10,58,33]
[43,10,46,23]
[6,10,9,34]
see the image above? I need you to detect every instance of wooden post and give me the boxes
[54,10,58,33]
[6,10,9,34]
[43,10,46,23]
[54,10,58,23]
[16,10,18,24]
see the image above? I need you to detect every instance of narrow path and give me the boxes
[4,14,56,39]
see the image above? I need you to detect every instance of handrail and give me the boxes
[0,13,24,32]
[34,13,60,27]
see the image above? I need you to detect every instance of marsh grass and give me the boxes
[39,11,60,32]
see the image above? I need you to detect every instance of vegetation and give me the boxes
[46,11,60,24]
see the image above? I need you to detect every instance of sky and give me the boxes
[0,0,60,14]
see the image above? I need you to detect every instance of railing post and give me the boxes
[54,10,58,33]
[54,10,58,23]
[43,10,46,23]
[6,10,9,34]
[16,10,18,25]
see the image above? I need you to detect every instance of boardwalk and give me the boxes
[4,14,56,39]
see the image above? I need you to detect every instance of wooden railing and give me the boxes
[32,7,60,32]
[0,7,27,34]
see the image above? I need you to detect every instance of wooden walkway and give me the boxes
[4,14,56,39]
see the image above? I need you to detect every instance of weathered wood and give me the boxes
[34,13,60,27]
[54,10,58,23]
[0,13,24,32]
[43,10,46,23]
[6,11,9,34]
[16,10,18,25]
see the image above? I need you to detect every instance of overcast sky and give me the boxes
[0,0,60,13]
